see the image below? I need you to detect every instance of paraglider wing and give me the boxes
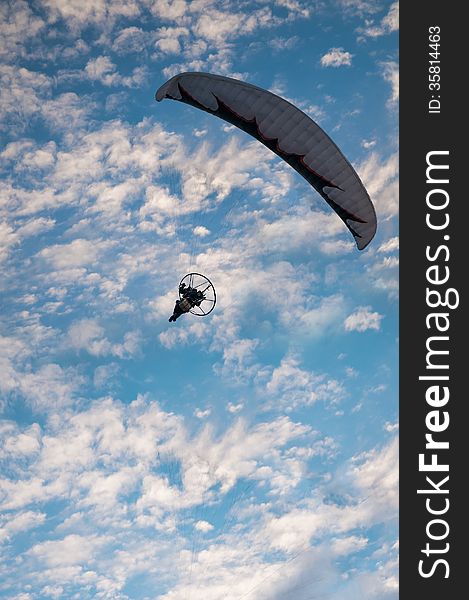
[156,72,376,250]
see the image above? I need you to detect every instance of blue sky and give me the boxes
[0,1,398,599]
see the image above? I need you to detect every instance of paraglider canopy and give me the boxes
[156,71,377,250]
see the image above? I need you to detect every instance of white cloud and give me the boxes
[366,255,399,298]
[0,221,19,263]
[320,48,353,68]
[0,65,52,130]
[38,238,112,269]
[0,510,46,543]
[0,64,92,134]
[361,138,376,149]
[1,422,42,459]
[0,390,397,597]
[112,26,149,54]
[1,139,35,160]
[0,332,84,410]
[93,363,120,388]
[351,436,398,511]
[41,92,93,130]
[159,320,208,349]
[152,1,308,75]
[84,55,147,87]
[148,0,188,21]
[378,236,399,253]
[319,239,354,255]
[42,0,140,31]
[193,225,210,237]
[17,217,56,238]
[264,355,346,410]
[194,520,214,532]
[0,1,45,60]
[215,337,260,382]
[345,366,358,378]
[193,9,259,43]
[0,396,310,514]
[297,294,347,336]
[85,55,118,83]
[67,319,111,356]
[338,0,381,15]
[357,152,398,219]
[358,1,399,39]
[269,35,299,51]
[255,210,346,253]
[18,364,85,410]
[157,36,181,53]
[331,534,368,555]
[28,533,107,567]
[274,0,310,18]
[194,408,211,419]
[88,179,140,217]
[263,436,398,554]
[154,26,190,55]
[344,306,383,332]
[67,318,141,358]
[381,60,399,105]
[13,141,57,171]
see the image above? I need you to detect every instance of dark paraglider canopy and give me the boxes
[156,71,377,250]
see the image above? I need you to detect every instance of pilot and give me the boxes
[168,297,191,322]
[168,285,204,322]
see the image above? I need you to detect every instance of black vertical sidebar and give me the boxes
[400,3,465,599]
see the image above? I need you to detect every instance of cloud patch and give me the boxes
[320,47,353,67]
[344,306,383,332]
